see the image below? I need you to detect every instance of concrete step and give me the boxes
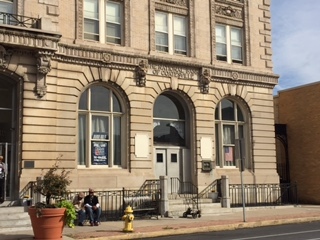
[0,206,32,233]
[168,198,232,217]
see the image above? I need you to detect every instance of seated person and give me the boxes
[84,188,101,226]
[72,192,86,226]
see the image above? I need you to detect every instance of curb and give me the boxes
[78,216,320,240]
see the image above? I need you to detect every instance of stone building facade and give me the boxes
[274,82,320,204]
[0,0,279,202]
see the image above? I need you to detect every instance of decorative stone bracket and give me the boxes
[0,45,12,69]
[135,59,148,87]
[36,51,54,98]
[199,68,211,94]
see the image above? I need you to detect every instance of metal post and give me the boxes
[240,170,246,222]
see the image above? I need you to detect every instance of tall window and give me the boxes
[78,85,124,167]
[155,11,187,55]
[215,99,247,168]
[153,94,186,146]
[216,24,243,64]
[84,0,122,44]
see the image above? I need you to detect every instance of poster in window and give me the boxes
[92,142,108,165]
[224,146,234,162]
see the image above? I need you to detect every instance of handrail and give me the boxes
[198,179,220,199]
[125,179,160,209]
[170,177,199,210]
[19,181,37,205]
[170,177,198,196]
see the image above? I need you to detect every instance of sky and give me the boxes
[271,0,320,94]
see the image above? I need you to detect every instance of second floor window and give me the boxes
[84,0,122,44]
[216,24,243,64]
[155,11,187,55]
[0,0,13,14]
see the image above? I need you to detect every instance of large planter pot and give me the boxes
[28,207,66,240]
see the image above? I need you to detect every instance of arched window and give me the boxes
[215,98,248,168]
[153,94,186,146]
[78,85,124,167]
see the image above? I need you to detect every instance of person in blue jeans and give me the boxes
[84,188,101,226]
[72,192,86,226]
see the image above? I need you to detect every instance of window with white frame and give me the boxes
[84,0,122,44]
[216,24,243,64]
[155,11,187,55]
[215,99,247,168]
[78,85,124,167]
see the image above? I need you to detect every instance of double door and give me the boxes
[154,148,181,193]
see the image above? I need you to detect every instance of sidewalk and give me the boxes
[2,205,320,240]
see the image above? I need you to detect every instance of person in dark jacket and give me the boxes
[84,188,101,226]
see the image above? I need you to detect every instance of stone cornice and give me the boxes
[0,26,61,51]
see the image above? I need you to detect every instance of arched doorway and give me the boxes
[0,74,20,202]
[153,92,192,190]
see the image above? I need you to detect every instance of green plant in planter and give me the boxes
[33,161,77,228]
[57,199,77,228]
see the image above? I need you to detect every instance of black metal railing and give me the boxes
[124,179,161,218]
[21,179,161,221]
[19,181,36,206]
[170,177,199,210]
[0,12,40,28]
[170,177,198,196]
[198,179,220,199]
[229,183,298,207]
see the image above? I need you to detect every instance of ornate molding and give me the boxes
[158,0,188,7]
[53,43,278,86]
[135,59,148,87]
[199,68,211,94]
[149,62,197,79]
[212,68,278,87]
[216,0,244,6]
[215,5,242,19]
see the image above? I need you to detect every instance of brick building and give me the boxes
[0,0,279,203]
[274,82,320,204]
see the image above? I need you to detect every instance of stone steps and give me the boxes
[168,198,232,218]
[0,205,32,233]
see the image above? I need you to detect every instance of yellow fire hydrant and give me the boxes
[122,205,134,232]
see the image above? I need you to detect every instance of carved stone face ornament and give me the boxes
[35,51,53,98]
[200,68,211,94]
[136,59,148,87]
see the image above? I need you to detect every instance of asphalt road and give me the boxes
[144,221,320,240]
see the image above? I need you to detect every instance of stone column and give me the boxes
[159,176,169,217]
[221,175,230,208]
